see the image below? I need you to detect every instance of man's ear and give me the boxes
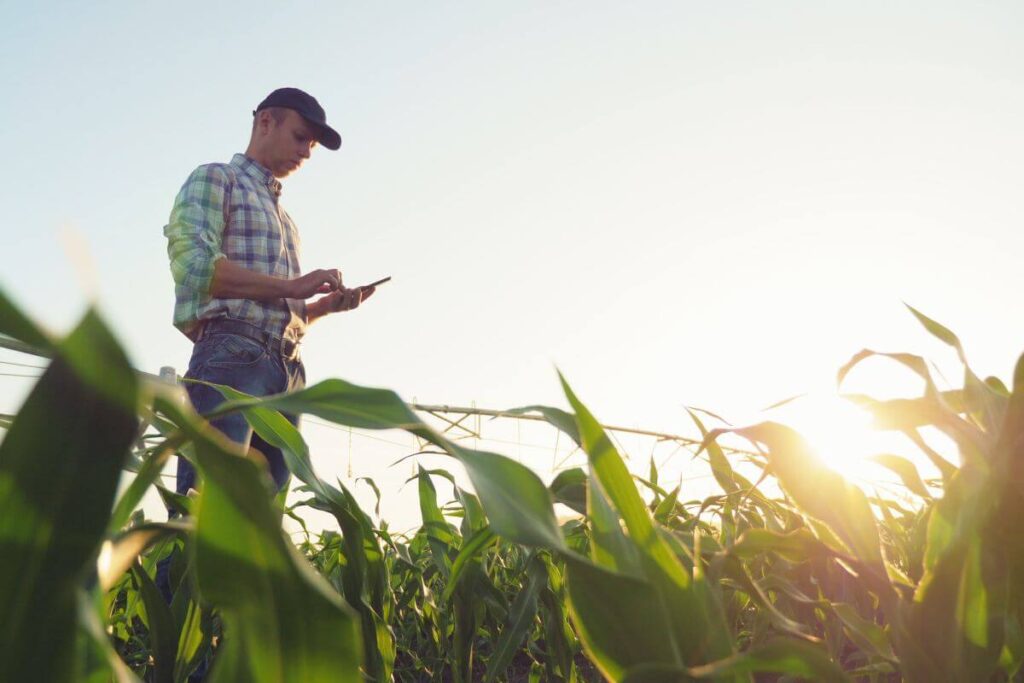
[255,109,273,135]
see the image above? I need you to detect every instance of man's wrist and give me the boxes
[307,297,333,324]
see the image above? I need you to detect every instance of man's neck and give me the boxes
[244,146,272,172]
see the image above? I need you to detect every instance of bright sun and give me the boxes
[775,393,897,486]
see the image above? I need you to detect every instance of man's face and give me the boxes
[260,109,319,178]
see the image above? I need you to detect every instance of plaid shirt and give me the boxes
[164,153,307,343]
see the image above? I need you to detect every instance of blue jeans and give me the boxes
[155,324,306,679]
[174,328,306,496]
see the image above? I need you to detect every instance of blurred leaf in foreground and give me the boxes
[0,301,138,683]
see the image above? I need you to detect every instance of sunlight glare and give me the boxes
[779,393,890,484]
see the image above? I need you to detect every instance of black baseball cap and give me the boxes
[254,87,342,150]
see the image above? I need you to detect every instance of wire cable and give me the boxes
[0,359,48,370]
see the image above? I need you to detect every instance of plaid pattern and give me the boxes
[164,153,307,342]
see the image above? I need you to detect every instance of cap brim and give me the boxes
[313,123,342,150]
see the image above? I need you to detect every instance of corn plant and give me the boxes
[2,282,1022,682]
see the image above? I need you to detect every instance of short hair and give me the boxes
[251,106,289,133]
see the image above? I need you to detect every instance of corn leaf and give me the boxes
[215,380,567,551]
[685,638,849,682]
[165,410,363,683]
[0,308,137,683]
[868,453,933,499]
[484,553,546,682]
[132,563,177,683]
[564,555,681,681]
[561,373,736,669]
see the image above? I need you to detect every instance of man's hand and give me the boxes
[211,260,339,301]
[286,269,344,299]
[324,285,376,313]
[307,285,376,324]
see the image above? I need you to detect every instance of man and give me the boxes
[159,88,372,595]
[163,86,373,496]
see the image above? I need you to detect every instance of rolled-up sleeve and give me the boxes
[163,164,230,299]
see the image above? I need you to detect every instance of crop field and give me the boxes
[1,285,1022,683]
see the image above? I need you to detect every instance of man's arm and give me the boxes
[164,165,231,300]
[210,259,344,301]
[164,164,345,308]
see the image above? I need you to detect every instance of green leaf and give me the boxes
[192,379,322,496]
[716,555,817,642]
[902,305,1007,432]
[898,459,1008,681]
[506,404,582,445]
[355,477,383,518]
[442,526,496,603]
[587,472,642,575]
[837,349,932,389]
[172,591,212,683]
[653,484,681,523]
[330,482,396,683]
[207,378,422,430]
[419,466,454,579]
[484,554,547,682]
[456,486,487,533]
[205,379,404,683]
[831,602,896,662]
[212,378,568,551]
[538,555,576,682]
[450,443,567,550]
[620,663,698,683]
[549,467,587,515]
[998,615,1024,678]
[178,416,363,683]
[839,349,986,464]
[0,309,138,683]
[729,528,828,564]
[687,409,739,494]
[564,555,681,681]
[561,374,735,669]
[684,638,849,681]
[99,520,191,591]
[868,453,932,499]
[622,638,852,682]
[905,304,963,357]
[110,439,180,532]
[77,591,144,683]
[903,427,958,483]
[132,563,177,683]
[724,422,887,573]
[0,285,53,352]
[759,573,827,608]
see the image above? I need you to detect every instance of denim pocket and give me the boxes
[201,333,268,368]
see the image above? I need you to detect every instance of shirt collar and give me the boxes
[231,153,282,197]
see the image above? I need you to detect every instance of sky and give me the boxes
[2,2,1023,530]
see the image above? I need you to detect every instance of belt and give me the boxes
[198,318,301,360]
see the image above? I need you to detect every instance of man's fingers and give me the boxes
[292,268,346,299]
[314,268,342,292]
[327,288,356,312]
[323,285,371,313]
